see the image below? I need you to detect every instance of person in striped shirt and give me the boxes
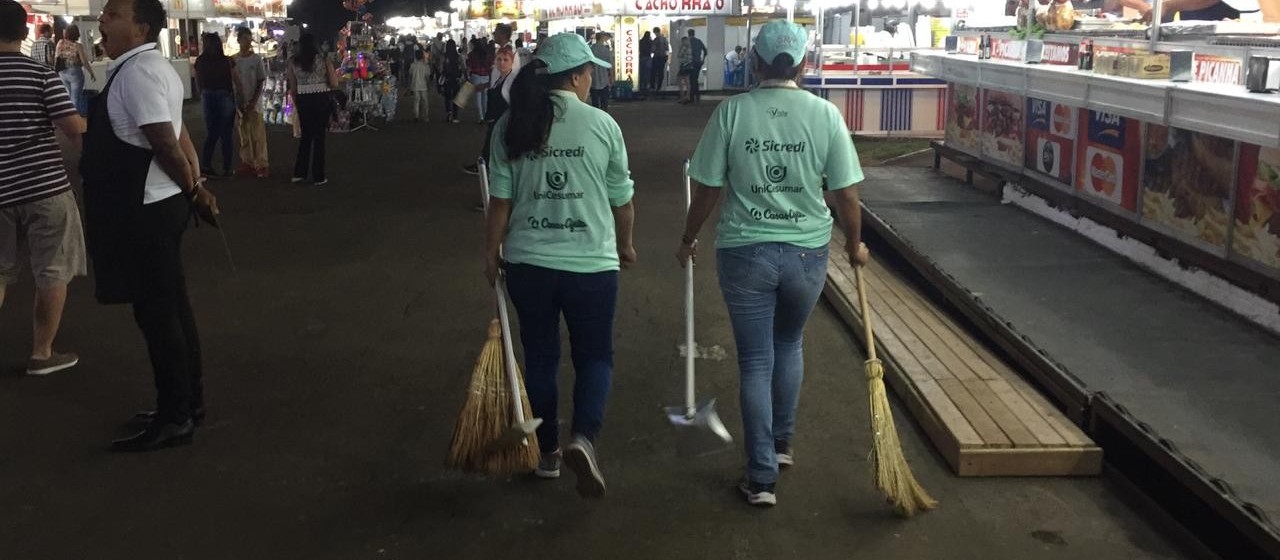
[0,0,89,375]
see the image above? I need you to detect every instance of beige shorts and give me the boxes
[0,191,88,289]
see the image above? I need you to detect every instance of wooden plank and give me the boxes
[986,378,1069,447]
[824,270,985,449]
[1002,372,1095,448]
[868,259,1004,382]
[956,446,1103,477]
[961,379,1041,448]
[862,264,980,382]
[938,378,1011,447]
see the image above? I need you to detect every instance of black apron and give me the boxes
[80,48,165,305]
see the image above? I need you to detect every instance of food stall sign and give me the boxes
[1193,54,1242,85]
[622,0,733,15]
[535,0,596,19]
[1038,42,1078,66]
[990,38,1025,62]
[617,16,639,85]
[957,35,979,56]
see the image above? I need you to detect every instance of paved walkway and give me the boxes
[0,96,1198,558]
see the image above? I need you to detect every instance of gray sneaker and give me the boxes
[776,440,794,468]
[534,449,561,479]
[27,352,79,375]
[564,435,606,498]
[739,478,778,507]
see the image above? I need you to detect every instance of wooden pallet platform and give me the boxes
[823,230,1102,477]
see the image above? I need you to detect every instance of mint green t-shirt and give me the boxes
[490,90,636,273]
[688,86,864,249]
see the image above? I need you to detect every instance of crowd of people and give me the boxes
[1,0,870,510]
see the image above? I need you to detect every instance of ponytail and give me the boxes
[504,59,590,159]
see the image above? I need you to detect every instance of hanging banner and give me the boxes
[622,0,732,16]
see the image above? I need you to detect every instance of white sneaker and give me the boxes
[534,450,561,479]
[776,441,794,468]
[564,435,606,498]
[739,478,777,507]
[290,177,305,183]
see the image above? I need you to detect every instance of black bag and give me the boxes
[55,55,68,73]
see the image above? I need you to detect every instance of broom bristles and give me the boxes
[866,359,938,517]
[446,319,541,475]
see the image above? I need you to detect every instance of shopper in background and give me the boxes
[650,27,669,94]
[675,35,691,103]
[286,32,337,186]
[724,45,743,88]
[0,0,88,376]
[466,37,492,123]
[485,33,635,499]
[194,32,237,178]
[29,23,53,67]
[439,39,464,124]
[677,20,867,508]
[683,29,707,104]
[637,31,652,94]
[232,26,268,178]
[429,32,445,83]
[408,49,431,122]
[55,24,96,115]
[589,31,612,110]
[84,0,219,452]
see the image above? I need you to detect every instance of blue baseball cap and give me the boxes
[536,32,612,74]
[754,20,808,66]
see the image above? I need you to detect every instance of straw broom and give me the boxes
[855,265,938,517]
[446,319,540,474]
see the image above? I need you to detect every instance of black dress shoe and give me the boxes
[133,407,206,426]
[111,419,195,452]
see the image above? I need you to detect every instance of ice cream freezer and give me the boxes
[805,57,948,138]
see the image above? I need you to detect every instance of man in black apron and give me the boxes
[85,0,219,452]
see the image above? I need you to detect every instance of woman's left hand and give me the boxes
[619,245,638,269]
[485,252,502,286]
[675,240,696,268]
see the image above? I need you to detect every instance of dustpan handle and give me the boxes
[683,159,696,415]
[479,158,529,424]
[854,265,877,362]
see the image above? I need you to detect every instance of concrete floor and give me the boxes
[0,95,1200,559]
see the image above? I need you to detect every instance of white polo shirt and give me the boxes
[106,43,184,204]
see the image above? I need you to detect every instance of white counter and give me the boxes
[913,52,1280,148]
[83,57,194,100]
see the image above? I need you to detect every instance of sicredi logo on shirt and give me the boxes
[528,145,587,160]
[744,138,806,154]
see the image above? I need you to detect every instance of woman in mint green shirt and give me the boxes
[484,33,635,499]
[676,21,869,507]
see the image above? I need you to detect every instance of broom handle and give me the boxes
[495,280,529,423]
[854,265,878,362]
[683,159,696,415]
[478,158,529,424]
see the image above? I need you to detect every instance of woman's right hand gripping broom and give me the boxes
[484,197,512,286]
[834,186,870,267]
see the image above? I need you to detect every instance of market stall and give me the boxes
[333,21,397,131]
[913,8,1280,289]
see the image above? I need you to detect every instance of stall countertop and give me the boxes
[914,51,1280,147]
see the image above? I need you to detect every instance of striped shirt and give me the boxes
[0,53,77,209]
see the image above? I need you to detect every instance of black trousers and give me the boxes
[131,194,203,423]
[293,92,330,181]
[651,57,668,92]
[686,67,701,102]
[590,87,610,110]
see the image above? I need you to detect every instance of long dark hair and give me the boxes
[755,52,800,81]
[504,59,589,160]
[196,32,227,63]
[294,33,319,72]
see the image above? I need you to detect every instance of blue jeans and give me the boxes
[469,74,489,121]
[717,242,829,485]
[200,89,236,174]
[59,68,86,115]
[504,263,618,454]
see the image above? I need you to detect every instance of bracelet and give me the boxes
[186,183,202,201]
[681,234,697,246]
